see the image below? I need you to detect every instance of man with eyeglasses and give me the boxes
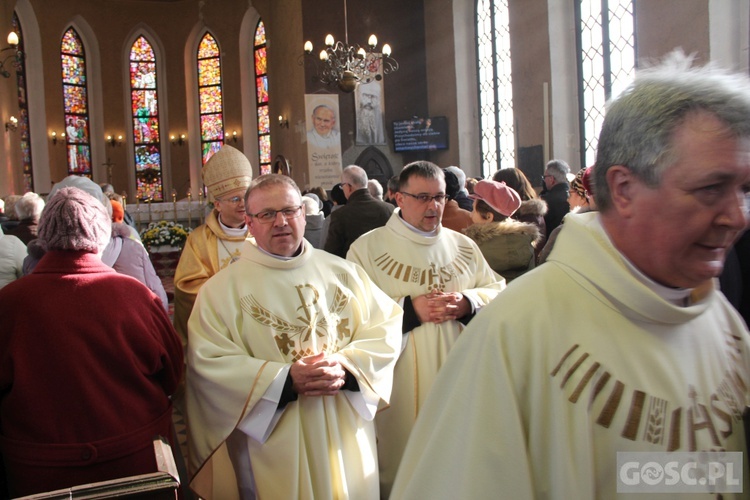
[187,174,402,499]
[347,160,505,497]
[174,145,253,350]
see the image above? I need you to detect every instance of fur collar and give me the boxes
[516,198,547,217]
[463,219,542,245]
[111,222,131,238]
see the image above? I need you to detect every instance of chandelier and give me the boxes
[303,0,398,93]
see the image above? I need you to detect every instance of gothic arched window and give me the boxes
[254,20,271,175]
[197,32,224,164]
[61,27,92,177]
[130,35,163,201]
[12,12,33,192]
[476,0,515,175]
[576,0,635,167]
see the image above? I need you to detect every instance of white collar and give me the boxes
[218,215,247,237]
[398,212,439,237]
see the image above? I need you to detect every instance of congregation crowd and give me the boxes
[2,52,750,499]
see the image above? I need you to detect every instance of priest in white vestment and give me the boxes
[347,161,506,496]
[187,174,402,499]
[391,53,750,499]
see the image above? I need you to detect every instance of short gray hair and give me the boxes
[368,179,383,199]
[301,196,320,215]
[594,51,750,211]
[545,160,570,184]
[342,165,368,189]
[245,174,301,205]
[14,192,45,220]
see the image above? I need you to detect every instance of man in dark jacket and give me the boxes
[540,159,571,238]
[324,165,394,258]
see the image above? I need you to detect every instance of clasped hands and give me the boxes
[290,352,346,397]
[412,289,470,324]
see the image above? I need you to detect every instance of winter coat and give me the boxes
[0,251,182,497]
[463,218,542,282]
[324,188,394,258]
[6,219,38,245]
[541,183,570,238]
[304,213,326,249]
[103,223,169,312]
[514,198,548,259]
[0,232,25,289]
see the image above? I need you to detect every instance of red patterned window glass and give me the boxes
[197,33,224,164]
[61,28,92,177]
[254,20,271,175]
[12,13,33,192]
[130,35,163,201]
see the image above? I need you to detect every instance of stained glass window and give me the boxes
[476,0,515,176]
[130,35,163,201]
[61,28,91,177]
[254,20,271,174]
[197,33,224,164]
[12,13,33,192]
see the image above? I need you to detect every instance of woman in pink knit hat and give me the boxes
[463,180,543,281]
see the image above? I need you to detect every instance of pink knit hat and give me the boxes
[38,187,112,253]
[471,180,522,217]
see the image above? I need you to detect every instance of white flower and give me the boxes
[140,220,192,250]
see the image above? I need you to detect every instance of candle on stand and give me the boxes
[172,189,177,221]
[198,189,204,225]
[121,192,127,212]
[187,189,192,228]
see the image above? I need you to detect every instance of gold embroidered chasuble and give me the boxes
[187,239,402,499]
[173,209,248,347]
[347,211,506,496]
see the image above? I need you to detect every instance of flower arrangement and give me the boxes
[140,220,192,251]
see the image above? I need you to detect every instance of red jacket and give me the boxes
[0,251,183,497]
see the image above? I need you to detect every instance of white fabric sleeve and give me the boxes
[236,364,290,444]
[343,377,380,421]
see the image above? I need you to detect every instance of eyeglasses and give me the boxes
[216,196,244,204]
[246,205,303,224]
[400,191,447,204]
[542,174,554,181]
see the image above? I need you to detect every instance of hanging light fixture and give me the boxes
[303,0,398,93]
[0,31,23,79]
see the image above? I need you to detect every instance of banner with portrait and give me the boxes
[305,94,342,189]
[355,55,386,145]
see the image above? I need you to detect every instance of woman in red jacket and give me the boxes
[0,186,183,497]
